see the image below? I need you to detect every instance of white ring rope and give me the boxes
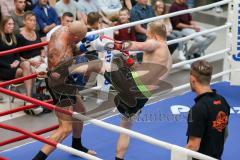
[72,113,217,160]
[87,0,231,36]
[63,1,233,159]
[172,48,230,68]
[167,23,232,45]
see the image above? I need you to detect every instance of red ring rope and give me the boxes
[0,42,48,57]
[0,123,57,147]
[0,87,73,116]
[0,124,59,146]
[0,74,38,87]
[0,99,53,117]
[0,157,9,160]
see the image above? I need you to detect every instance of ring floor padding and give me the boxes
[0,82,239,160]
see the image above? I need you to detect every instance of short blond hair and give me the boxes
[147,21,167,39]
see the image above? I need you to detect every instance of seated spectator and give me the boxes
[33,0,60,37]
[17,11,47,73]
[55,0,83,20]
[130,0,155,62]
[97,0,122,20]
[77,0,112,26]
[25,0,38,11]
[154,0,186,61]
[46,12,74,41]
[0,0,15,17]
[11,0,40,34]
[87,12,102,31]
[0,16,33,98]
[114,8,135,41]
[131,0,155,42]
[169,0,217,59]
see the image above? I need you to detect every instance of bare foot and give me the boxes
[87,150,97,155]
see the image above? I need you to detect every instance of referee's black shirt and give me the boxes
[187,90,230,159]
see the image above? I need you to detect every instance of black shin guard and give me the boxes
[72,137,88,153]
[32,151,48,160]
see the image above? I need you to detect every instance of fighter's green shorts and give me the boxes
[104,57,151,118]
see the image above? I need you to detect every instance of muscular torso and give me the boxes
[48,27,75,70]
[132,42,172,91]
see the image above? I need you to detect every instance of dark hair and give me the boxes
[23,11,36,20]
[119,7,130,14]
[87,12,102,26]
[153,0,166,16]
[190,60,213,85]
[0,16,17,45]
[0,5,2,23]
[62,12,74,18]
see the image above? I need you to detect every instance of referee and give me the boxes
[186,60,230,160]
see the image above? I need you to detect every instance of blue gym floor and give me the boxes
[1,82,239,160]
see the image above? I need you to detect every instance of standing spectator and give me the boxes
[17,11,47,73]
[55,0,83,20]
[77,0,112,26]
[46,12,74,41]
[33,0,60,37]
[130,0,155,61]
[114,8,135,41]
[169,0,217,59]
[186,60,230,159]
[0,16,33,98]
[11,0,40,34]
[0,0,15,17]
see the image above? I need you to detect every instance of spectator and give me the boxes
[17,11,47,73]
[11,0,40,34]
[114,8,135,41]
[97,0,122,20]
[169,0,217,59]
[0,6,3,101]
[120,0,135,10]
[33,0,60,37]
[46,12,74,41]
[25,0,38,11]
[130,0,155,42]
[87,12,102,31]
[187,60,230,159]
[0,16,33,98]
[153,0,189,65]
[77,0,112,26]
[130,0,155,61]
[55,0,83,20]
[0,0,15,17]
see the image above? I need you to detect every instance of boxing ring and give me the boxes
[0,0,240,159]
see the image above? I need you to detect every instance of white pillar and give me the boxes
[229,0,240,85]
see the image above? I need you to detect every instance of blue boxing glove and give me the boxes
[67,56,89,88]
[79,34,100,53]
[79,34,110,53]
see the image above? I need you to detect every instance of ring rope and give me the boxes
[88,0,231,36]
[0,87,217,160]
[0,123,102,160]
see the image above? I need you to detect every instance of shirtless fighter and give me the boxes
[32,21,96,160]
[70,21,172,160]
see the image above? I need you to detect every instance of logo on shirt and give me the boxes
[213,100,222,105]
[212,111,228,132]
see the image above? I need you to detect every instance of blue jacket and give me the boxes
[33,4,60,34]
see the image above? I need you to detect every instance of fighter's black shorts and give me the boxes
[104,57,150,118]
